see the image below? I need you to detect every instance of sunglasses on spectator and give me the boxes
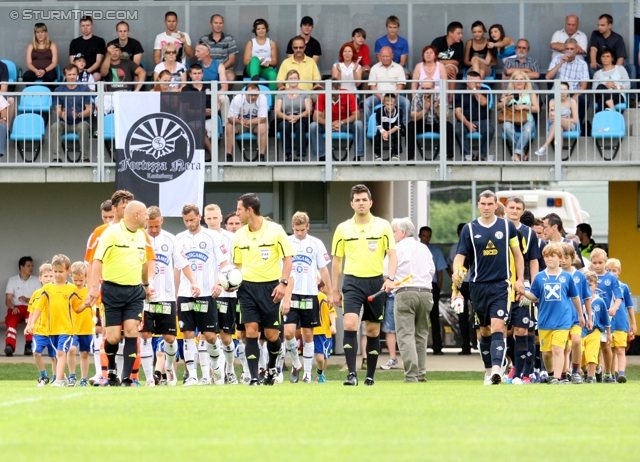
[292,46,305,50]
[165,51,177,55]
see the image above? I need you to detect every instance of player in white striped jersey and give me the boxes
[204,204,240,385]
[285,212,333,383]
[142,206,200,386]
[175,204,226,386]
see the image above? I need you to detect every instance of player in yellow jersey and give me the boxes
[68,262,93,387]
[331,184,397,386]
[27,263,54,386]
[233,193,295,386]
[314,279,336,383]
[26,255,89,387]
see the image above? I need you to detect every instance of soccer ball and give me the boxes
[218,265,243,291]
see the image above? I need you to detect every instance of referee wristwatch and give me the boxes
[278,278,289,286]
[387,276,395,282]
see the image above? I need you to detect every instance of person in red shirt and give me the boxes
[309,81,364,161]
[351,28,371,77]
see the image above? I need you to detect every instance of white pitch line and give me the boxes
[0,397,41,408]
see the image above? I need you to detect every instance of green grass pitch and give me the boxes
[1,364,640,461]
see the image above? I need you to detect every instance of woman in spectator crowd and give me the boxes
[24,23,59,83]
[464,21,496,79]
[592,48,630,111]
[411,45,447,90]
[244,19,278,91]
[487,24,516,61]
[497,71,539,162]
[153,42,187,90]
[275,70,312,161]
[332,43,363,92]
[151,69,179,92]
[535,82,578,156]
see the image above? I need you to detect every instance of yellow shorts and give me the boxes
[583,330,601,364]
[612,330,628,348]
[539,329,569,352]
[569,325,582,336]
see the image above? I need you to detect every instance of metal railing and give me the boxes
[1,79,638,182]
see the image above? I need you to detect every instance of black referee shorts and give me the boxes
[469,280,510,328]
[342,275,385,323]
[101,281,145,328]
[238,280,280,329]
[177,296,218,333]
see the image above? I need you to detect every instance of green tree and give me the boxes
[429,200,473,243]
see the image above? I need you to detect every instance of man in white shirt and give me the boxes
[175,204,226,386]
[225,82,269,163]
[364,46,409,127]
[391,218,435,382]
[550,14,589,62]
[286,211,332,383]
[204,204,242,385]
[143,206,200,386]
[153,11,194,66]
[5,256,41,356]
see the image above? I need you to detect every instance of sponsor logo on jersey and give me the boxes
[156,254,170,266]
[185,251,209,262]
[293,254,313,266]
[368,241,377,252]
[323,253,330,261]
[544,283,561,301]
[220,244,228,254]
[260,249,270,260]
[483,240,498,256]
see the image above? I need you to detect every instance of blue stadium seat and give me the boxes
[1,59,17,82]
[416,131,440,160]
[548,120,581,161]
[60,132,82,162]
[17,85,52,115]
[591,110,626,161]
[10,113,46,161]
[103,113,116,161]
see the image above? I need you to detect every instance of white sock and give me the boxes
[236,341,249,375]
[92,334,102,375]
[303,341,314,376]
[199,339,211,379]
[286,338,302,369]
[215,337,225,372]
[223,343,235,374]
[277,341,285,371]
[183,338,197,378]
[164,340,177,371]
[258,342,267,369]
[206,339,220,371]
[140,338,154,382]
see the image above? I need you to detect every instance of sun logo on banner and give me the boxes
[122,112,197,183]
[128,113,191,160]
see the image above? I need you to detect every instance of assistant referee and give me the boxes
[85,201,150,387]
[331,184,397,386]
[233,193,295,386]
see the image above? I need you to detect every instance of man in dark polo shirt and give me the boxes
[69,15,106,82]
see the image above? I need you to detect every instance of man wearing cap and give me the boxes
[286,16,322,64]
[107,21,144,65]
[100,43,146,92]
[69,15,106,81]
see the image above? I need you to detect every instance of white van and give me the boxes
[496,190,590,234]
